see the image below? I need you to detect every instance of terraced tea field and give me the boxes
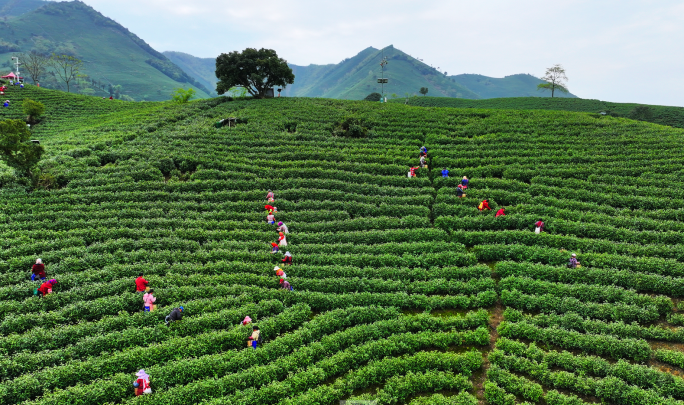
[2,84,684,405]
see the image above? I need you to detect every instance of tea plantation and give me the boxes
[2,84,684,405]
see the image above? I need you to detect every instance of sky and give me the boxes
[75,0,684,106]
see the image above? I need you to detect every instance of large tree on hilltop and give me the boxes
[215,48,294,98]
[537,64,569,98]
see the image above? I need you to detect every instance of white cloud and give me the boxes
[76,0,684,105]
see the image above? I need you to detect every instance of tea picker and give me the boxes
[133,369,152,396]
[37,279,56,296]
[441,168,449,178]
[478,199,491,211]
[274,266,287,278]
[277,221,289,234]
[534,219,545,234]
[247,325,261,349]
[143,289,156,312]
[165,306,184,325]
[31,258,47,281]
[267,190,275,202]
[135,273,149,292]
[495,208,505,217]
[280,278,292,291]
[281,251,293,265]
[568,253,580,269]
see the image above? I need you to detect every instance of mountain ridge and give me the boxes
[0,0,211,100]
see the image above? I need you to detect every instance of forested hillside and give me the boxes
[0,1,210,101]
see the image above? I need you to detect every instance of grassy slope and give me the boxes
[163,51,217,96]
[450,73,577,99]
[397,96,684,129]
[0,2,210,101]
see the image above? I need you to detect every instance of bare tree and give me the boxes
[18,51,51,84]
[537,64,569,97]
[50,54,83,93]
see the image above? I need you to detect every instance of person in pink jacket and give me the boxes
[143,289,156,312]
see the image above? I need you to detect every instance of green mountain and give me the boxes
[450,73,577,99]
[167,46,577,101]
[0,0,211,101]
[282,45,480,100]
[163,51,217,96]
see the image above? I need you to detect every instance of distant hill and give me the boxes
[395,96,684,129]
[163,51,216,95]
[282,45,480,100]
[0,1,211,101]
[168,46,578,101]
[0,0,46,18]
[450,73,577,99]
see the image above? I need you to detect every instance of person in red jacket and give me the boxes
[135,273,149,292]
[495,208,505,217]
[134,369,151,395]
[478,200,491,211]
[38,279,56,296]
[535,219,545,233]
[31,258,47,281]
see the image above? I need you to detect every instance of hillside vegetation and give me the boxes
[399,95,684,129]
[1,85,684,404]
[450,73,577,99]
[0,1,210,101]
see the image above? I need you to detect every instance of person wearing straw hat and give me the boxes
[274,266,287,278]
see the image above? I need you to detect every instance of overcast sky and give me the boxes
[76,0,683,106]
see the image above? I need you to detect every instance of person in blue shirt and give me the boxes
[442,168,449,178]
[420,146,428,156]
[461,176,469,188]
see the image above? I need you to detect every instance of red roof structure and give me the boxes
[1,72,23,80]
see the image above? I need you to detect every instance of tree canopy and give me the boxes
[537,64,569,98]
[364,92,382,102]
[419,87,429,96]
[215,48,294,99]
[0,119,44,176]
[171,87,196,104]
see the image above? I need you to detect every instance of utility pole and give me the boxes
[377,50,388,101]
[11,56,20,82]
